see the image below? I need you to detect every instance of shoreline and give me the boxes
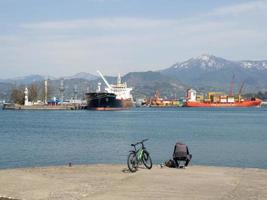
[1,164,267,200]
[1,163,267,171]
[1,161,267,171]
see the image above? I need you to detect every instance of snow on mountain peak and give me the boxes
[195,54,223,69]
[242,61,253,69]
[241,61,267,70]
[172,54,222,70]
[198,54,214,61]
[171,55,267,71]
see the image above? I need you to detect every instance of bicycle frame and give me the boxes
[136,148,144,162]
[129,139,148,163]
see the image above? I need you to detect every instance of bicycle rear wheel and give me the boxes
[142,150,152,169]
[127,152,138,172]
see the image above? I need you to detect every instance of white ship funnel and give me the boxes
[97,82,101,92]
[117,73,121,85]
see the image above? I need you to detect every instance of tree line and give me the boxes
[10,83,52,105]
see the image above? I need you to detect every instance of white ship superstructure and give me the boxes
[97,71,133,101]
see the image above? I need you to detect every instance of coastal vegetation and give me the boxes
[9,83,52,105]
[10,87,24,104]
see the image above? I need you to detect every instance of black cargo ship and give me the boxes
[86,92,126,110]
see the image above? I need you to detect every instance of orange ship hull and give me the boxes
[184,98,262,107]
[121,99,134,108]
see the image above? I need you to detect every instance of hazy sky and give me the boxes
[0,0,267,78]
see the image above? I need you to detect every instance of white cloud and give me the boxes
[1,1,267,78]
[20,17,178,31]
[209,0,267,16]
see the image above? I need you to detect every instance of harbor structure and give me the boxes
[59,79,65,103]
[44,79,48,104]
[3,79,86,110]
[24,87,31,106]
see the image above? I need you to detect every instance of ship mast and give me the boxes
[97,70,112,89]
[229,74,235,96]
[238,81,245,101]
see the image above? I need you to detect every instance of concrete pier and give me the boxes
[0,164,267,200]
[2,103,86,110]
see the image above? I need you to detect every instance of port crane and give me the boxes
[229,74,235,96]
[238,81,245,101]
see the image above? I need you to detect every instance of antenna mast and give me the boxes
[59,79,65,103]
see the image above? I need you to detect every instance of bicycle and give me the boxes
[127,139,153,172]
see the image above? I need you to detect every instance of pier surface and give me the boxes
[2,103,84,110]
[0,164,267,200]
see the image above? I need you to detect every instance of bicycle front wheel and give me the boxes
[142,150,152,169]
[127,152,138,172]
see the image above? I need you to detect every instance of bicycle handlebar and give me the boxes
[142,138,148,143]
[131,138,149,147]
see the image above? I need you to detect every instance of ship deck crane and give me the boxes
[97,70,112,89]
[229,74,235,96]
[238,81,245,101]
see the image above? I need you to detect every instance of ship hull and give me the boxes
[120,99,134,108]
[184,98,262,107]
[86,92,126,110]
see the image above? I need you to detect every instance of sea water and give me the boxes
[0,107,267,169]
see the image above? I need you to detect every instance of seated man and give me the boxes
[173,142,192,167]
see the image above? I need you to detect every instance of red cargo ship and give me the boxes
[184,89,262,107]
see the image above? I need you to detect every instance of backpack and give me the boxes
[165,159,176,168]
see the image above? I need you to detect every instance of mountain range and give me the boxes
[1,54,267,101]
[161,54,267,92]
[0,72,98,85]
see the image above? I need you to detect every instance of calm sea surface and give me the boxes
[0,107,267,169]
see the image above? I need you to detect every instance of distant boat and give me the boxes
[184,89,262,107]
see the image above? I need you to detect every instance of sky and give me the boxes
[0,0,267,78]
